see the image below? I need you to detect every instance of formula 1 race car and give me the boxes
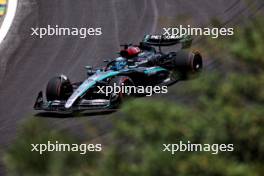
[34,35,203,112]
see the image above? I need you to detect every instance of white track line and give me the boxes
[0,0,18,44]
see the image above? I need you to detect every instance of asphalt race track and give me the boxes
[0,0,263,148]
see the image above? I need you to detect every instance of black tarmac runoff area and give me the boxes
[0,0,263,147]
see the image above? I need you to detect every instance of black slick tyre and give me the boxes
[46,75,73,101]
[109,76,134,107]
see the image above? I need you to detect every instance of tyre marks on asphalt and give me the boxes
[150,0,158,33]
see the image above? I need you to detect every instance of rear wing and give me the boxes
[142,35,192,49]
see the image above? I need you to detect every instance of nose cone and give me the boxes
[65,99,74,109]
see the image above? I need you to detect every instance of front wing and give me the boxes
[34,92,112,112]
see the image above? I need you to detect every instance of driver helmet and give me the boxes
[127,46,141,57]
[120,46,141,58]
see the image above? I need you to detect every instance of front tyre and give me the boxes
[109,76,134,107]
[46,75,73,101]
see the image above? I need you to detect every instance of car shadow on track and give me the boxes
[34,109,117,118]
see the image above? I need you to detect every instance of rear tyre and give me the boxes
[46,75,73,101]
[173,51,203,72]
[109,76,134,107]
[172,51,203,79]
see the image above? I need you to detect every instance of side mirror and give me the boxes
[104,59,110,63]
[85,66,92,70]
[85,66,94,76]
